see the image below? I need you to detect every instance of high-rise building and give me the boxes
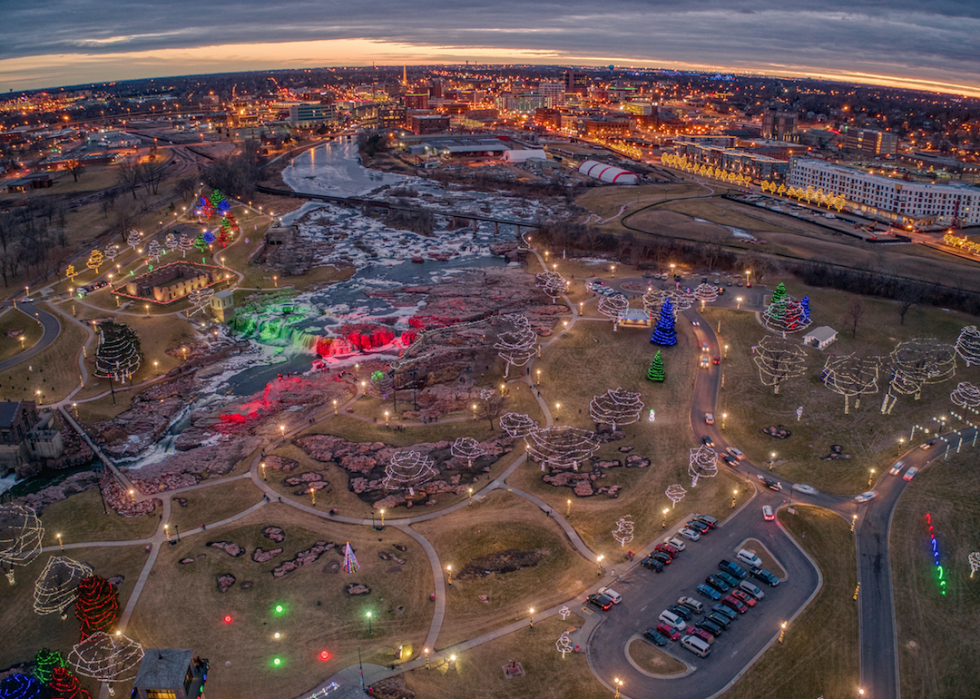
[565,70,588,95]
[844,129,898,157]
[539,81,565,108]
[288,103,335,128]
[404,93,429,110]
[761,110,799,142]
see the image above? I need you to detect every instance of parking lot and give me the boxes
[586,499,821,698]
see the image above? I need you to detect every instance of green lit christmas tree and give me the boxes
[770,282,787,305]
[34,648,67,683]
[647,350,666,382]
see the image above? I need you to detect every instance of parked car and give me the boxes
[757,475,782,491]
[655,543,679,558]
[719,559,749,580]
[903,467,919,481]
[644,627,670,646]
[739,580,766,600]
[692,514,717,527]
[688,626,716,644]
[751,568,780,587]
[763,505,775,521]
[696,583,722,600]
[665,536,686,551]
[587,593,615,611]
[711,604,738,622]
[677,597,703,614]
[701,435,714,447]
[705,412,714,425]
[668,605,693,621]
[731,589,757,607]
[659,610,687,631]
[854,490,878,504]
[650,551,672,565]
[678,527,701,542]
[889,460,905,476]
[715,570,740,588]
[697,618,724,637]
[707,612,732,629]
[641,555,664,572]
[655,623,681,642]
[722,595,748,614]
[727,447,744,460]
[687,520,709,534]
[597,586,622,604]
[705,575,730,593]
[737,549,763,568]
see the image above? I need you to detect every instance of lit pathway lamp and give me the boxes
[261,462,267,481]
[468,488,473,506]
[279,424,286,442]
[868,468,875,487]
[555,402,561,420]
[446,564,452,586]
[379,509,385,529]
[779,621,787,643]
[595,554,604,577]
[722,412,727,430]
[851,514,857,532]
[732,489,738,509]
[333,399,338,415]
[385,410,390,427]
[310,485,316,506]
[736,296,743,310]
[366,611,372,635]
[424,648,430,669]
[662,508,668,529]
[57,533,63,551]
[769,452,776,471]
[528,607,534,629]
[614,678,624,699]
[567,499,572,517]
[164,525,172,543]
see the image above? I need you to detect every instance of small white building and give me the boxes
[618,308,651,328]
[504,149,546,164]
[803,326,838,349]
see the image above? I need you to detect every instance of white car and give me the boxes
[664,536,686,551]
[678,527,701,541]
[705,413,714,425]
[762,505,775,521]
[737,549,762,568]
[659,610,687,631]
[903,467,919,481]
[889,461,905,476]
[791,483,817,495]
[727,447,744,460]
[597,586,622,604]
[854,490,878,504]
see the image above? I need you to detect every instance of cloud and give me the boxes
[0,1,977,93]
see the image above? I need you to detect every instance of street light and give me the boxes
[468,488,473,505]
[555,402,561,419]
[380,508,385,528]
[596,554,604,577]
[732,489,738,509]
[333,399,338,415]
[779,621,786,643]
[279,424,286,440]
[724,343,729,358]
[261,462,267,481]
[56,533,63,551]
[446,564,453,586]
[736,296,743,310]
[366,611,373,635]
[769,452,776,470]
[722,412,727,429]
[567,499,572,517]
[384,410,390,427]
[424,648,430,669]
[614,678,624,699]
[471,403,477,419]
[868,468,875,487]
[662,507,668,529]
[529,607,534,628]
[153,360,159,375]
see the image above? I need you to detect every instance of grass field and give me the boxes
[0,543,150,697]
[703,281,980,496]
[0,303,88,404]
[506,317,740,551]
[627,637,687,674]
[412,490,595,649]
[725,505,858,699]
[403,614,608,699]
[126,503,433,699]
[40,487,159,543]
[891,451,980,698]
[0,308,45,363]
[168,477,264,531]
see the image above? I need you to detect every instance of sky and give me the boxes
[1,1,979,96]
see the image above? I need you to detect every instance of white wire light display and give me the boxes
[451,437,486,468]
[950,381,980,408]
[382,451,437,495]
[754,335,808,394]
[612,515,635,547]
[0,505,44,585]
[955,326,980,367]
[499,412,538,438]
[688,445,718,487]
[68,632,144,696]
[33,556,93,617]
[524,426,599,472]
[494,315,537,378]
[821,354,880,414]
[589,388,644,429]
[665,484,687,508]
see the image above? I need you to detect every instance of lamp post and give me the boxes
[279,424,286,441]
[736,296,743,310]
[868,468,875,487]
[471,403,477,420]
[333,399,338,415]
[380,509,385,529]
[424,648,430,669]
[310,485,316,506]
[384,410,390,427]
[529,607,534,628]
[851,514,857,532]
[555,402,561,420]
[732,489,738,509]
[769,452,776,470]
[614,678,624,699]
[778,621,786,643]
[724,343,729,358]
[446,564,452,586]
[57,533,63,551]
[153,360,159,375]
[500,383,506,397]
[128,489,135,503]
[536,369,541,386]
[595,554,604,577]
[366,611,372,635]
[468,488,473,505]
[662,507,668,529]
[164,525,172,543]
[722,412,727,430]
[261,462,267,481]
[567,499,572,517]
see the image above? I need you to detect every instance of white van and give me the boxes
[681,635,711,657]
[658,610,687,631]
[739,580,765,600]
[736,548,762,568]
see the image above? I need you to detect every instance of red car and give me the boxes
[722,595,748,614]
[688,627,715,644]
[731,589,757,607]
[655,543,679,558]
[712,356,721,365]
[656,623,681,641]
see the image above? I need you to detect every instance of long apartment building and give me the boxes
[788,158,980,229]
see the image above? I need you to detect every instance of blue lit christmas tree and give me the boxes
[650,298,677,346]
[800,295,811,322]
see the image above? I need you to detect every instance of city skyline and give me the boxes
[1,0,979,96]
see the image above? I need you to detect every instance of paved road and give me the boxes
[0,302,61,371]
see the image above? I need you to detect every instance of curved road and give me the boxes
[0,302,61,372]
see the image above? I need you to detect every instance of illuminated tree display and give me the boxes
[598,294,628,321]
[451,437,486,468]
[821,354,880,414]
[688,445,718,487]
[94,323,142,381]
[499,412,538,438]
[524,426,599,472]
[950,381,980,408]
[694,283,718,309]
[536,271,566,302]
[0,674,47,699]
[74,576,119,641]
[47,666,91,699]
[665,484,687,508]
[86,250,104,274]
[33,556,93,617]
[369,370,395,400]
[589,388,644,429]
[0,505,44,585]
[494,315,536,378]
[955,325,980,367]
[650,299,677,346]
[68,631,144,696]
[382,450,437,495]
[647,350,665,382]
[754,335,807,394]
[33,648,68,684]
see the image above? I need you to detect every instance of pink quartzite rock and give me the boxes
[252,547,283,563]
[216,574,236,593]
[208,541,245,557]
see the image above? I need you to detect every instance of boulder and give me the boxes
[252,547,283,563]
[262,526,286,543]
[216,574,236,593]
[208,541,246,557]
[345,583,371,596]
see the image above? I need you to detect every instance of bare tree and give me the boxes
[896,283,925,325]
[843,297,865,337]
[142,160,168,195]
[174,176,197,201]
[63,158,85,182]
[116,159,143,200]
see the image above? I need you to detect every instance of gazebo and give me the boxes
[132,649,208,699]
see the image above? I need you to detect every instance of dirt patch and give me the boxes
[740,538,786,578]
[628,638,687,675]
[457,549,548,580]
